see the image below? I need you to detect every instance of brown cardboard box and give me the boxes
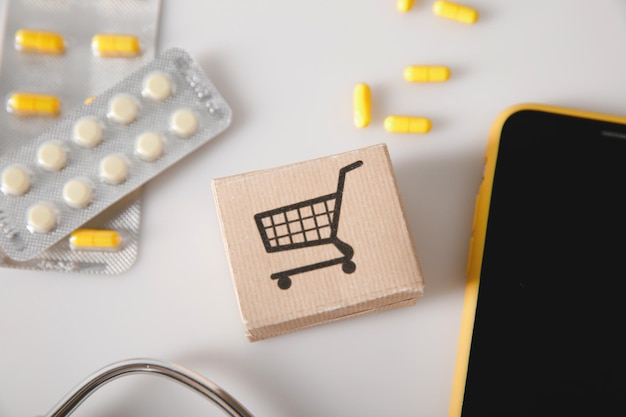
[211,143,424,341]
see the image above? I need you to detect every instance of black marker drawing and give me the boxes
[254,161,364,290]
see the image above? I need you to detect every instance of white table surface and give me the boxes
[2,1,626,416]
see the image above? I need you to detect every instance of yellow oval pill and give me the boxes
[7,93,61,117]
[353,83,371,128]
[69,229,121,250]
[397,0,415,12]
[433,1,479,24]
[91,34,141,57]
[14,29,65,55]
[384,116,432,134]
[404,65,450,82]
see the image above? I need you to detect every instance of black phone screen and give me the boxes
[461,109,626,417]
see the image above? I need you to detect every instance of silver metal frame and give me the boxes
[42,358,254,417]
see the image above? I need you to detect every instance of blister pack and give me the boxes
[0,47,232,262]
[0,0,162,273]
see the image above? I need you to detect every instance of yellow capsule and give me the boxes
[433,1,479,24]
[91,34,141,57]
[7,93,61,117]
[353,83,371,128]
[69,229,122,250]
[384,116,432,134]
[84,96,95,105]
[14,29,65,55]
[397,0,415,12]
[404,65,450,82]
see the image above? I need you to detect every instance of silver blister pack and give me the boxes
[0,0,162,273]
[0,48,232,262]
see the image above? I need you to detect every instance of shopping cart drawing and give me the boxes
[254,160,364,289]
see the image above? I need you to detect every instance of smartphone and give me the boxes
[449,104,626,417]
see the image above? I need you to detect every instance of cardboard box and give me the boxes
[211,143,424,341]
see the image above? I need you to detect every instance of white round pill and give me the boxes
[170,108,198,138]
[63,178,93,209]
[99,154,128,185]
[37,141,67,172]
[1,165,30,196]
[108,94,138,125]
[142,72,172,101]
[135,132,164,162]
[73,117,103,148]
[27,203,57,234]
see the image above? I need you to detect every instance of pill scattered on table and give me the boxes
[433,1,479,24]
[384,116,432,134]
[14,29,65,55]
[397,0,415,12]
[404,65,450,82]
[353,83,371,128]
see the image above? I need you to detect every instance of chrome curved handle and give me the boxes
[42,358,255,417]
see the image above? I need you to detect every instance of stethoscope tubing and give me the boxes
[42,358,255,417]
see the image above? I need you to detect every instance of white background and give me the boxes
[2,1,626,416]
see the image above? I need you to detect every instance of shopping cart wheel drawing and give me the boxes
[268,236,357,289]
[255,161,363,289]
[342,260,356,274]
[271,274,292,290]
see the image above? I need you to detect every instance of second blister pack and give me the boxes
[0,0,162,274]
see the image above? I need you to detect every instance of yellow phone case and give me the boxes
[448,103,626,417]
